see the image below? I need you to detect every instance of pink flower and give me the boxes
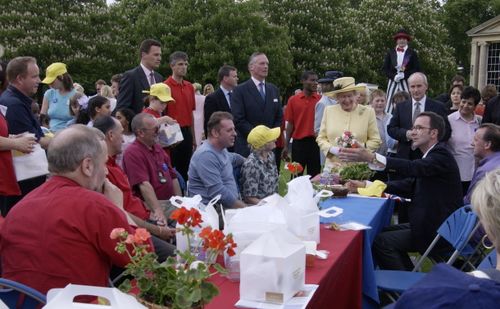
[125,235,135,244]
[133,228,151,244]
[110,228,125,240]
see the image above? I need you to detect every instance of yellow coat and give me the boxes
[316,104,381,164]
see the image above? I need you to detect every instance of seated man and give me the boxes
[93,115,176,261]
[188,111,246,209]
[340,112,462,270]
[122,113,182,225]
[0,125,133,294]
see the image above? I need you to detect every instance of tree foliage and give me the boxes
[0,0,131,92]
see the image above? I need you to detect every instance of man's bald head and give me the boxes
[47,125,105,174]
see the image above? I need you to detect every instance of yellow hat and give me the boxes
[142,83,175,103]
[324,77,366,99]
[357,180,387,197]
[42,62,67,84]
[247,125,280,149]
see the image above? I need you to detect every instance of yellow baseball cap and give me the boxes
[247,125,280,149]
[42,62,67,84]
[142,83,175,103]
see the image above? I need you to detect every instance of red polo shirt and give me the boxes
[164,76,195,127]
[284,92,321,139]
[0,176,133,294]
[122,139,177,200]
[142,107,161,118]
[106,156,151,220]
[0,113,20,196]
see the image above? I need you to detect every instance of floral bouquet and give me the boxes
[335,130,359,148]
[284,161,304,177]
[110,206,236,309]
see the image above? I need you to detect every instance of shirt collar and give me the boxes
[422,142,438,158]
[412,96,426,105]
[396,45,408,52]
[220,86,231,96]
[140,63,153,79]
[251,76,265,89]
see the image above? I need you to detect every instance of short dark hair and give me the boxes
[207,111,233,137]
[116,107,135,132]
[448,84,463,96]
[300,70,317,81]
[169,51,188,65]
[140,39,161,56]
[93,115,117,135]
[6,56,36,83]
[479,123,500,152]
[111,74,122,84]
[392,91,410,104]
[218,65,236,82]
[88,95,109,119]
[451,75,465,84]
[417,111,445,141]
[461,86,481,105]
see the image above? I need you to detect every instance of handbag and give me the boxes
[12,144,49,181]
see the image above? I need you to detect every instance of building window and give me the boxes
[487,42,500,91]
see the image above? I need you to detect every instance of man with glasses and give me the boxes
[122,113,182,226]
[340,112,462,270]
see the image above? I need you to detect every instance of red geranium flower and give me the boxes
[134,228,151,244]
[170,207,190,225]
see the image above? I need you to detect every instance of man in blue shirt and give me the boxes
[0,56,50,212]
[188,111,246,209]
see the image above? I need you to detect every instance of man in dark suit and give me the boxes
[340,112,462,270]
[231,52,283,165]
[388,72,451,161]
[382,29,421,114]
[204,64,239,135]
[115,39,163,114]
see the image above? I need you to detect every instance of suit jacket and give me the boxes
[387,97,451,160]
[231,79,282,157]
[382,47,420,80]
[115,66,163,115]
[385,143,463,252]
[204,88,231,134]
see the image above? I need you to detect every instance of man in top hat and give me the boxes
[382,29,421,114]
[314,70,343,136]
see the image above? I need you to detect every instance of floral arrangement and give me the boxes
[335,130,359,148]
[284,161,304,177]
[111,206,236,309]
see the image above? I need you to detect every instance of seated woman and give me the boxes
[240,125,280,205]
[391,169,500,308]
[316,77,381,170]
[87,95,111,127]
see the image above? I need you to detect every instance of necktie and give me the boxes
[413,102,421,124]
[149,72,155,86]
[227,91,232,108]
[397,47,405,52]
[258,82,266,101]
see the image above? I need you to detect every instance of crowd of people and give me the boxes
[1,29,500,305]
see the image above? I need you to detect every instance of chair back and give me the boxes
[478,251,497,270]
[0,278,46,308]
[437,205,479,251]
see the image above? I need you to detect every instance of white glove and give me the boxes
[394,72,404,82]
[329,146,340,156]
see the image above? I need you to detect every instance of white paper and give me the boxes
[318,206,343,218]
[236,284,318,309]
[339,221,371,231]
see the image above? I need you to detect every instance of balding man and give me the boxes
[387,72,451,161]
[94,115,176,261]
[0,125,134,294]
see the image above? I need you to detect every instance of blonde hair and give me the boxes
[471,168,500,249]
[100,85,114,98]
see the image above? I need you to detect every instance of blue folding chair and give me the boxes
[375,205,480,301]
[0,278,46,308]
[478,250,497,270]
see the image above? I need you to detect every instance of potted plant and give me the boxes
[110,206,236,309]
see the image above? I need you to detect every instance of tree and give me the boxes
[354,0,456,94]
[0,0,131,92]
[115,0,294,90]
[441,0,500,75]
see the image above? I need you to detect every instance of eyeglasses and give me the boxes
[411,125,432,132]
